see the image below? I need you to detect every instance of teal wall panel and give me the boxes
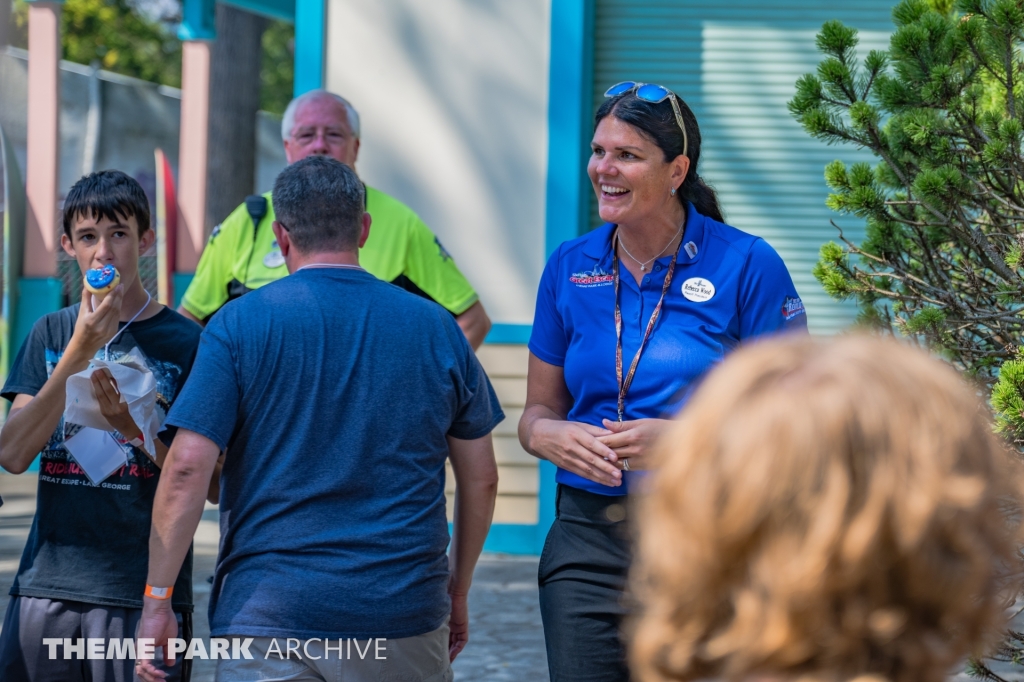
[537,0,597,553]
[546,0,596,254]
[447,523,538,556]
[13,278,63,358]
[485,324,532,345]
[592,0,897,334]
[172,273,195,310]
[221,0,295,22]
[6,277,62,470]
[293,0,325,95]
[178,0,216,40]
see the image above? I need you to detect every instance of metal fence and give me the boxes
[2,45,287,311]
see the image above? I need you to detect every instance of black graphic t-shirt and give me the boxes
[1,305,202,611]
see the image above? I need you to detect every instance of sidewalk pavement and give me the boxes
[0,474,548,681]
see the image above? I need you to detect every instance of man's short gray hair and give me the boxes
[281,90,361,141]
[272,156,365,253]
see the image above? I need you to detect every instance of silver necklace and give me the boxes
[295,263,365,272]
[104,291,152,361]
[617,224,684,272]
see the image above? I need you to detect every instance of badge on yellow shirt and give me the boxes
[263,240,285,268]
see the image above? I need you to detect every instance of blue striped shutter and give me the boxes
[592,1,898,334]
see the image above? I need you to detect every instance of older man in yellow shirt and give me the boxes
[179,89,491,348]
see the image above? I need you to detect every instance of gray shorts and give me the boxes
[215,619,453,682]
[0,595,184,682]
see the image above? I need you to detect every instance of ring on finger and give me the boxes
[622,459,630,472]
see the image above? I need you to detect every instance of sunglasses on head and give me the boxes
[604,81,689,159]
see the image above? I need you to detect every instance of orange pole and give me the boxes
[176,40,211,272]
[24,2,60,277]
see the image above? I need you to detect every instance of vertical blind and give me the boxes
[591,0,898,334]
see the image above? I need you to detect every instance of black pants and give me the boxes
[539,484,632,682]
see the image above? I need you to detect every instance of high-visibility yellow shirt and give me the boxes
[180,186,479,320]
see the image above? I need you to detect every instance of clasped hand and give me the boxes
[596,418,669,471]
[529,418,670,486]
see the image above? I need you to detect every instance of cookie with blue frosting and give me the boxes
[83,265,120,300]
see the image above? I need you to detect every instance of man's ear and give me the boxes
[282,139,298,165]
[138,228,155,254]
[273,221,292,257]
[358,212,371,249]
[60,233,76,258]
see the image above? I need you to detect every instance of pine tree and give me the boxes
[791,4,1024,676]
[791,0,1024,426]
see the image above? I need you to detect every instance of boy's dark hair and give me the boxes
[62,170,151,240]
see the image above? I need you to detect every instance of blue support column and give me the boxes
[7,278,61,469]
[178,0,216,40]
[544,0,594,257]
[172,273,195,310]
[484,323,532,345]
[222,0,295,21]
[181,0,300,39]
[293,0,325,95]
[538,0,594,553]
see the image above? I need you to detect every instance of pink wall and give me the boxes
[176,41,211,273]
[24,2,60,277]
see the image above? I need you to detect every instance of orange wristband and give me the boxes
[144,584,173,600]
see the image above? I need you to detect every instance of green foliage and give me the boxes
[790,0,1024,390]
[260,21,294,115]
[13,0,181,87]
[797,4,1024,664]
[927,0,955,13]
[903,305,947,334]
[10,0,295,113]
[993,354,1024,441]
[813,242,859,299]
[1005,243,1023,269]
[794,9,1024,673]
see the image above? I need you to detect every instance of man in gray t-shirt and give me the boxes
[136,156,502,682]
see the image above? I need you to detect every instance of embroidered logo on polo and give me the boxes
[570,267,614,288]
[434,236,452,262]
[782,296,806,320]
[681,277,715,302]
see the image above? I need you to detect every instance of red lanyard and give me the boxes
[613,230,682,422]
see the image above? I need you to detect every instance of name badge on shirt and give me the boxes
[263,247,285,268]
[682,277,715,302]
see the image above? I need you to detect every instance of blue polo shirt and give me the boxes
[529,202,807,496]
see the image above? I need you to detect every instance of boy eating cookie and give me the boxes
[0,170,203,682]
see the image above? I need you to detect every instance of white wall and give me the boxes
[325,0,550,325]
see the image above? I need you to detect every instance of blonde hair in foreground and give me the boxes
[630,335,1024,682]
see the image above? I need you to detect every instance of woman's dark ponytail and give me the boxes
[682,172,724,223]
[595,90,724,223]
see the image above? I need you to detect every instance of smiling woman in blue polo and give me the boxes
[518,82,807,682]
